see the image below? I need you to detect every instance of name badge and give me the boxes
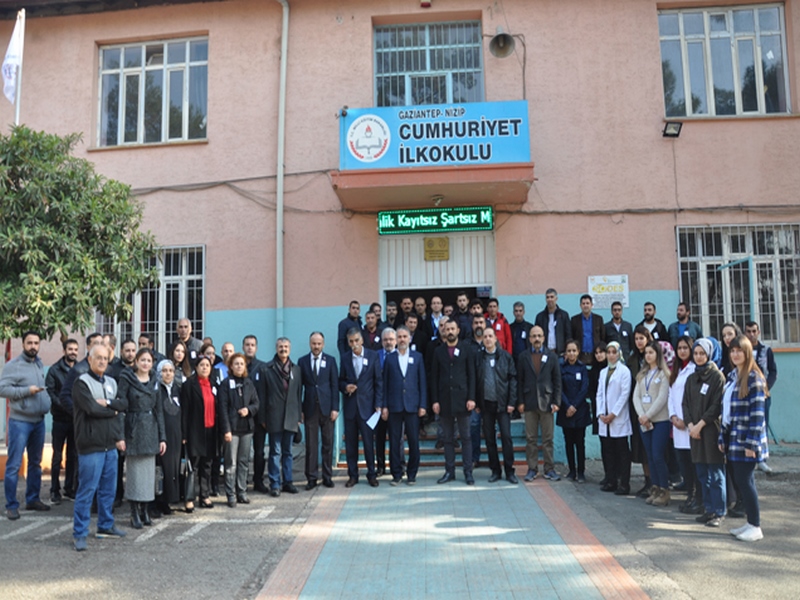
[654,333,660,339]
[212,387,217,396]
[409,357,415,364]
[106,385,114,395]
[255,372,260,381]
[700,383,709,395]
[374,336,379,343]
[172,396,179,404]
[496,323,502,331]
[411,344,416,350]
[490,359,496,367]
[363,358,368,366]
[575,373,582,381]
[542,354,548,363]
[521,331,526,339]
[642,394,652,404]
[622,331,628,337]
[454,348,460,356]
[190,350,197,359]
[655,378,661,384]
[320,360,326,369]
[229,379,236,389]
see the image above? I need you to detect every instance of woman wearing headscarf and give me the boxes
[683,338,726,528]
[596,341,632,495]
[155,359,182,515]
[668,336,701,514]
[720,335,768,542]
[632,341,672,506]
[180,355,218,510]
[118,349,166,529]
[217,353,259,507]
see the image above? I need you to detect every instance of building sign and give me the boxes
[588,275,629,309]
[378,206,493,236]
[424,237,449,261]
[340,101,530,171]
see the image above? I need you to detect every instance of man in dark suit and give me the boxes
[517,325,562,482]
[570,294,606,364]
[243,334,269,493]
[299,332,339,490]
[339,328,383,487]
[375,327,397,477]
[405,312,428,360]
[431,319,476,485]
[382,326,427,486]
[605,301,633,357]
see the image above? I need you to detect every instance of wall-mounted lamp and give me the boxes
[662,121,683,138]
[485,27,527,100]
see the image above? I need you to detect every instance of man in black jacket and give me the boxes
[636,302,669,342]
[510,301,533,361]
[534,288,572,355]
[46,338,80,504]
[431,320,476,485]
[72,344,128,551]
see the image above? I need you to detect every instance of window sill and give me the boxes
[87,138,208,152]
[663,113,800,124]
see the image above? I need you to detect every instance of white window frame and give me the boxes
[96,246,205,354]
[374,21,485,107]
[97,37,208,147]
[658,4,790,117]
[676,224,800,346]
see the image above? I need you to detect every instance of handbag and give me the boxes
[183,457,196,501]
[154,464,164,496]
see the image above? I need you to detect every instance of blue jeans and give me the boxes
[73,449,118,539]
[695,463,726,517]
[4,418,45,510]
[641,421,670,488]
[267,430,295,489]
[730,461,760,527]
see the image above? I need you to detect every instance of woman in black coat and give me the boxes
[180,356,217,511]
[155,359,182,514]
[217,353,259,507]
[119,349,166,529]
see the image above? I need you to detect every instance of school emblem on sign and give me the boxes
[347,114,390,163]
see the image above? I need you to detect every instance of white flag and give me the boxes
[2,10,25,105]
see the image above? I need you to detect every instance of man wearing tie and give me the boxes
[299,332,339,490]
[382,326,427,486]
[375,328,397,477]
[339,329,383,487]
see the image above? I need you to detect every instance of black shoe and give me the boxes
[368,478,379,487]
[636,485,652,499]
[566,471,577,481]
[345,478,358,488]
[305,480,318,491]
[227,497,236,508]
[149,504,162,519]
[130,502,143,530]
[254,483,269,494]
[488,472,502,483]
[237,495,250,504]
[140,504,152,526]
[376,467,386,477]
[210,486,220,497]
[599,477,609,487]
[282,483,299,494]
[435,440,444,449]
[465,473,475,486]
[706,515,724,528]
[25,500,51,512]
[322,479,335,488]
[50,492,63,506]
[437,472,455,484]
[6,508,20,520]
[390,478,401,486]
[601,483,618,492]
[506,473,519,484]
[696,512,714,523]
[270,488,281,497]
[63,490,76,501]
[614,487,630,496]
[727,506,746,518]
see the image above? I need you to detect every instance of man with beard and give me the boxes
[46,338,80,504]
[1,332,52,519]
[375,328,397,477]
[362,310,383,351]
[431,320,476,485]
[534,288,572,355]
[337,300,362,359]
[636,302,669,342]
[668,302,703,349]
[604,301,634,358]
[465,314,485,468]
[485,298,513,354]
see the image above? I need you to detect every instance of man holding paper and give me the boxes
[339,328,383,487]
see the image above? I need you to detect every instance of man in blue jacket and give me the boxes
[299,332,339,490]
[382,326,427,486]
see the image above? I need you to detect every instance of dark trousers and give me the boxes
[482,403,514,476]
[252,425,268,489]
[344,413,376,480]
[441,414,472,475]
[730,461,760,527]
[115,452,125,501]
[563,426,587,476]
[600,435,631,490]
[375,417,388,470]
[304,403,334,483]
[676,448,702,502]
[388,411,420,480]
[51,419,77,496]
[188,455,213,500]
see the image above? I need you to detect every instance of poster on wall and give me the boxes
[588,275,629,308]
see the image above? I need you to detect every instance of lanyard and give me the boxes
[644,368,658,393]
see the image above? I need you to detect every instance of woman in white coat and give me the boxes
[668,336,700,514]
[596,341,632,495]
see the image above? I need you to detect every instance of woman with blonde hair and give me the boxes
[720,335,768,542]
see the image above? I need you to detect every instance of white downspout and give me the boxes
[275,0,289,338]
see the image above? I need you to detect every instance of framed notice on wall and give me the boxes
[588,275,629,308]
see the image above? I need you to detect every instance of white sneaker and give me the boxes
[730,523,751,536]
[736,525,764,542]
[757,462,773,474]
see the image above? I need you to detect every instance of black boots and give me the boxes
[130,502,142,529]
[140,502,152,526]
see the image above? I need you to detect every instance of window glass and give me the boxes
[661,40,686,117]
[684,13,705,36]
[658,14,679,36]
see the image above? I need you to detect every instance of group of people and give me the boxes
[1,294,775,551]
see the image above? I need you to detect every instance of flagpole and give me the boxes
[14,9,24,125]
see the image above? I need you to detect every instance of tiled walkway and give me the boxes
[258,469,648,600]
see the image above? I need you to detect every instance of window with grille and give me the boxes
[98,37,208,146]
[96,246,205,353]
[677,225,800,345]
[658,4,789,117]
[374,21,484,107]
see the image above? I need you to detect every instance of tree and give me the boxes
[0,125,159,340]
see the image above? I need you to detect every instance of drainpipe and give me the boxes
[275,0,289,338]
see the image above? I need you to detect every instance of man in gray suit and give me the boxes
[517,326,562,482]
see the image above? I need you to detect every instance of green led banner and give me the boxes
[377,206,493,235]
